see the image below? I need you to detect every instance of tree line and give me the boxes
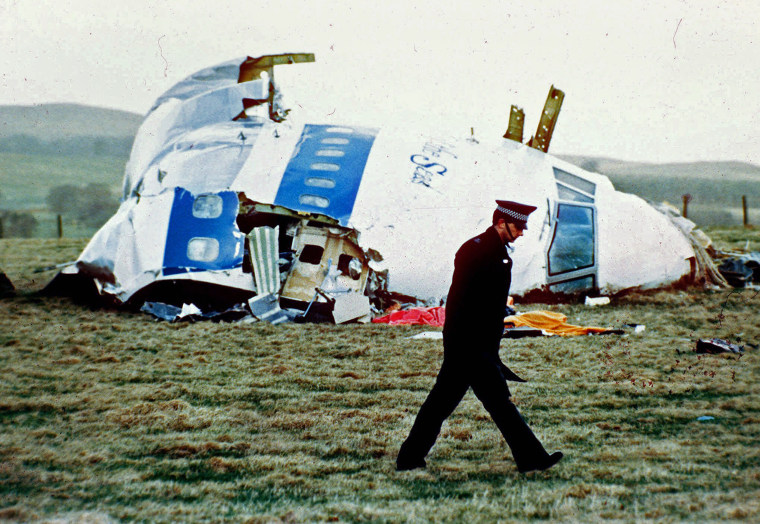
[0,184,120,238]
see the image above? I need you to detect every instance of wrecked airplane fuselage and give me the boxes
[50,53,702,321]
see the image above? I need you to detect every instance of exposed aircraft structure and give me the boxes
[48,53,709,322]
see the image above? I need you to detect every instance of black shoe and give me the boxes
[517,452,563,473]
[396,458,426,471]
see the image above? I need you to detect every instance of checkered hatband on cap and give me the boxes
[496,204,530,223]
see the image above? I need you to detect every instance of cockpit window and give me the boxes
[553,167,596,195]
[548,204,595,275]
[549,275,595,294]
[553,167,595,203]
[556,184,594,203]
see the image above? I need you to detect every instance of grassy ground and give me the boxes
[1,229,759,522]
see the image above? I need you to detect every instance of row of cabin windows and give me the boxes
[298,132,355,208]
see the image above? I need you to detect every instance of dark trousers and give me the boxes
[397,355,550,470]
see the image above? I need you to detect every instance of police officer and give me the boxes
[396,200,563,473]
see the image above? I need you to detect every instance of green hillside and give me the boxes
[1,152,125,210]
[0,104,143,237]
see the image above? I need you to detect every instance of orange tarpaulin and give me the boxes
[372,306,446,327]
[372,307,614,335]
[504,310,612,336]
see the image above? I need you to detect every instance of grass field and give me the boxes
[1,229,759,522]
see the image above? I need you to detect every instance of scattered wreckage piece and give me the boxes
[372,306,446,327]
[649,202,730,290]
[502,326,544,339]
[141,301,250,322]
[247,293,290,324]
[695,338,744,355]
[716,252,760,288]
[0,270,14,297]
[372,305,627,338]
[238,196,379,323]
[503,310,622,336]
[584,296,611,306]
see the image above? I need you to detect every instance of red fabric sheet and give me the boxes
[372,306,446,327]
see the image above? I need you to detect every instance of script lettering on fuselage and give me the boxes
[410,140,457,188]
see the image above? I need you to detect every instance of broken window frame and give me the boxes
[237,194,375,316]
[545,200,598,295]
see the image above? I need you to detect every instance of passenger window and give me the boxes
[299,194,330,208]
[192,194,223,218]
[548,204,594,275]
[321,137,350,145]
[310,163,340,172]
[305,177,336,188]
[186,237,220,262]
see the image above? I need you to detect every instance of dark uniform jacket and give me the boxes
[443,226,512,371]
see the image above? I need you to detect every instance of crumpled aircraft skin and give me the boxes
[53,54,698,311]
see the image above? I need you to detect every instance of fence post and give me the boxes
[57,215,63,238]
[0,217,4,238]
[742,195,749,227]
[682,194,692,219]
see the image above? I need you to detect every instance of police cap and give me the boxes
[495,200,537,230]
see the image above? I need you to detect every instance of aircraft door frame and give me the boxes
[544,199,599,295]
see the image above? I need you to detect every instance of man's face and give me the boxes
[508,222,525,240]
[496,219,525,243]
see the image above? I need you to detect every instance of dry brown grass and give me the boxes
[1,229,759,522]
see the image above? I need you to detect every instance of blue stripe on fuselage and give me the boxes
[162,187,244,276]
[274,124,377,226]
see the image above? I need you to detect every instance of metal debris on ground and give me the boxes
[247,293,291,324]
[695,338,744,354]
[0,271,14,297]
[141,301,251,323]
[408,331,444,340]
[716,252,760,287]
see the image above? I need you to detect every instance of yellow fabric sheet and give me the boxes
[504,310,612,336]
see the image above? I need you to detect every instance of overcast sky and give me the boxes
[2,1,758,165]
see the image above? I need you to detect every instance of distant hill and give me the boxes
[0,103,143,157]
[560,155,760,227]
[560,155,760,181]
[0,103,143,139]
